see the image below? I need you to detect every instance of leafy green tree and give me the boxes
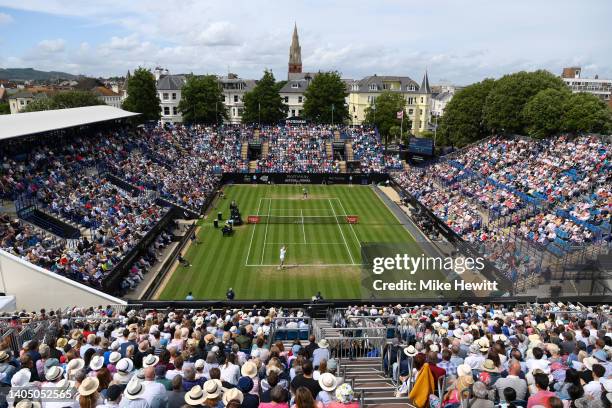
[483,70,566,134]
[364,91,407,145]
[242,70,287,124]
[0,102,9,114]
[22,90,104,112]
[178,75,227,124]
[122,67,161,122]
[437,78,496,147]
[561,92,612,134]
[522,88,570,138]
[51,90,104,109]
[302,71,348,124]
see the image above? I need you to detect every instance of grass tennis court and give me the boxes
[157,184,426,300]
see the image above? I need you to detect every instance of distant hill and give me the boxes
[0,68,80,81]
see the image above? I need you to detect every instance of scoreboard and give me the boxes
[408,137,435,156]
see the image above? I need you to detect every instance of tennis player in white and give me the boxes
[278,245,287,270]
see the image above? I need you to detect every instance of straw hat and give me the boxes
[11,369,31,387]
[240,361,257,378]
[404,345,417,357]
[45,366,64,382]
[185,385,206,406]
[66,358,85,372]
[318,373,338,392]
[109,351,121,364]
[481,359,497,372]
[222,387,244,406]
[457,364,472,377]
[583,357,598,371]
[124,379,145,400]
[203,379,224,399]
[14,401,41,408]
[318,339,329,349]
[0,351,10,363]
[89,355,104,371]
[78,377,99,396]
[142,354,159,368]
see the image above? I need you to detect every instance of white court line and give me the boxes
[245,263,359,267]
[336,198,361,246]
[300,209,307,243]
[264,242,346,245]
[260,198,272,265]
[328,198,355,264]
[244,198,262,266]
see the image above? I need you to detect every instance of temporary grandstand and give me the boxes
[0,108,610,311]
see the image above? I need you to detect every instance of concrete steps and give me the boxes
[326,141,333,159]
[241,143,248,161]
[249,161,258,173]
[345,142,354,161]
[334,130,341,141]
[262,141,269,157]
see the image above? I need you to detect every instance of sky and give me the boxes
[0,0,611,85]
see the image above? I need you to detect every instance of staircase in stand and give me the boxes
[345,142,354,161]
[339,161,347,173]
[20,208,81,239]
[311,318,414,408]
[249,161,258,173]
[334,130,341,141]
[326,141,333,160]
[241,143,249,161]
[262,141,269,157]
[403,162,410,172]
[253,129,260,140]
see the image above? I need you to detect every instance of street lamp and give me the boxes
[331,103,335,126]
[258,101,261,127]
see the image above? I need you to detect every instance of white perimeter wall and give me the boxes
[0,250,126,311]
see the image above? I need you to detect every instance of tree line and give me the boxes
[437,70,612,147]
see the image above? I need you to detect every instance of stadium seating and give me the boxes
[0,301,608,408]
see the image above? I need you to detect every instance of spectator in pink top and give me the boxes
[527,373,556,408]
[259,385,289,408]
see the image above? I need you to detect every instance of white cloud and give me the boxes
[37,38,66,53]
[1,0,612,82]
[104,34,141,51]
[193,21,241,47]
[0,12,12,24]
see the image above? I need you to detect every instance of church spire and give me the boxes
[288,23,302,79]
[420,69,431,94]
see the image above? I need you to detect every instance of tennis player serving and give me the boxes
[278,245,287,270]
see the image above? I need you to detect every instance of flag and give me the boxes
[396,111,403,119]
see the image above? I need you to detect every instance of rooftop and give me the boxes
[0,105,140,141]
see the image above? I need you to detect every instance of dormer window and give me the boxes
[291,83,299,89]
[369,84,378,91]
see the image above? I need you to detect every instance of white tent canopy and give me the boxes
[0,105,140,141]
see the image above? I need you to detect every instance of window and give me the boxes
[353,106,356,112]
[234,95,239,103]
[284,96,289,103]
[291,109,296,116]
[409,109,414,114]
[173,107,178,115]
[369,84,378,91]
[233,108,237,116]
[20,100,25,106]
[298,96,303,103]
[421,97,424,103]
[291,83,299,89]
[172,93,176,100]
[163,93,169,100]
[164,107,170,115]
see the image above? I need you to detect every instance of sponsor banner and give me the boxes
[221,173,389,185]
[346,215,359,224]
[247,215,261,224]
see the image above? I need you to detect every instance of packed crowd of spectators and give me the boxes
[0,302,610,408]
[0,306,362,408]
[256,127,338,173]
[340,302,612,408]
[394,135,611,284]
